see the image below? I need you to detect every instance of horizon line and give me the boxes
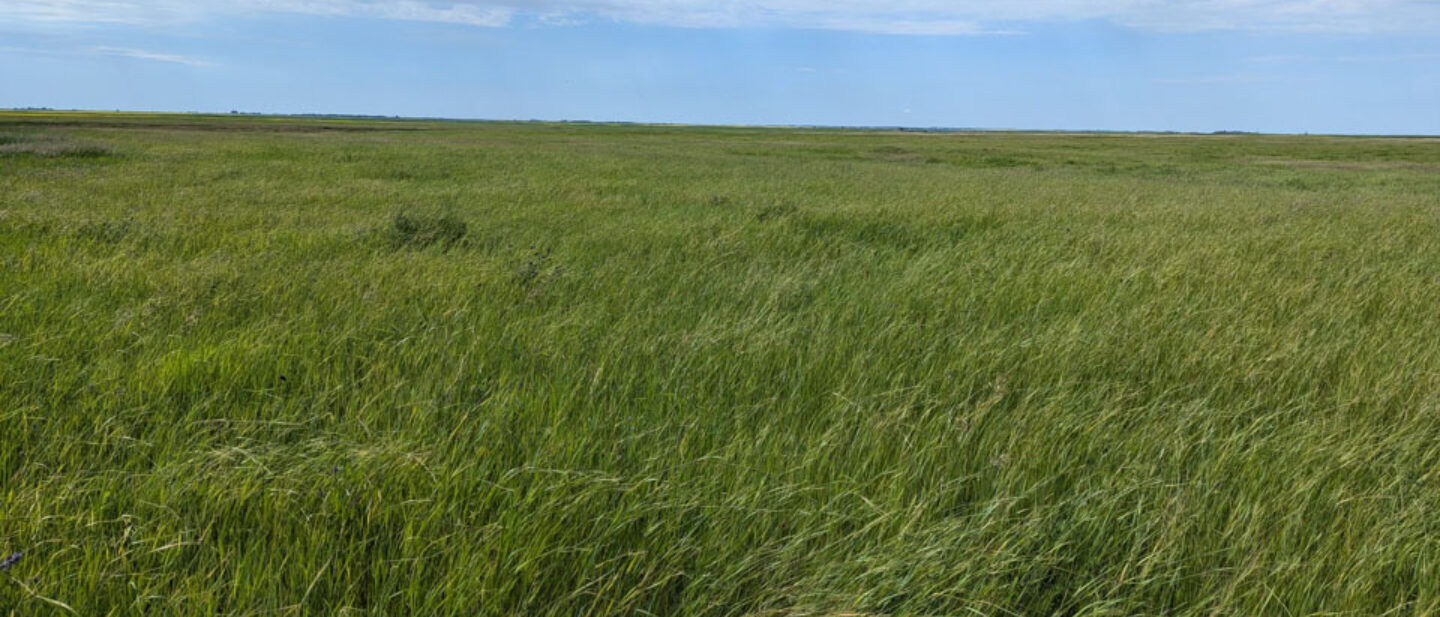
[3,107,1437,138]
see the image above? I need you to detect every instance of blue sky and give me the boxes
[1,1,1437,133]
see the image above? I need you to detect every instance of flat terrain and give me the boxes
[3,112,1440,615]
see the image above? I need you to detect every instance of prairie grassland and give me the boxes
[3,112,1440,615]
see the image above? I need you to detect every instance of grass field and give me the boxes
[3,111,1440,616]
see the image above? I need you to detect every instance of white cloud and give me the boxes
[1,0,1438,34]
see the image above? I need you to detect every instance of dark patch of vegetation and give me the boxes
[792,213,924,251]
[1092,162,1187,178]
[867,145,937,164]
[942,152,1040,169]
[755,203,797,222]
[506,245,565,306]
[384,212,468,250]
[789,211,1000,251]
[74,219,144,244]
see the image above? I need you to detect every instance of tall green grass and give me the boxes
[3,112,1440,615]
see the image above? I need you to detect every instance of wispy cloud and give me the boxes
[90,46,213,66]
[0,45,60,57]
[1336,52,1440,62]
[242,0,511,27]
[1156,74,1305,85]
[2,0,1439,35]
[0,0,510,28]
[1246,52,1440,64]
[1246,54,1309,64]
[0,0,196,25]
[0,43,213,66]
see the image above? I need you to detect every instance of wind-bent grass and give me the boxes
[3,111,1440,615]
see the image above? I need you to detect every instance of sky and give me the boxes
[1,1,1437,134]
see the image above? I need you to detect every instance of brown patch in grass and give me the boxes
[0,140,112,158]
[0,119,422,133]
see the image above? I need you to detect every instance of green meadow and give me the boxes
[3,111,1440,615]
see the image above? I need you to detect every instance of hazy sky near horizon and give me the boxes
[2,1,1437,133]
